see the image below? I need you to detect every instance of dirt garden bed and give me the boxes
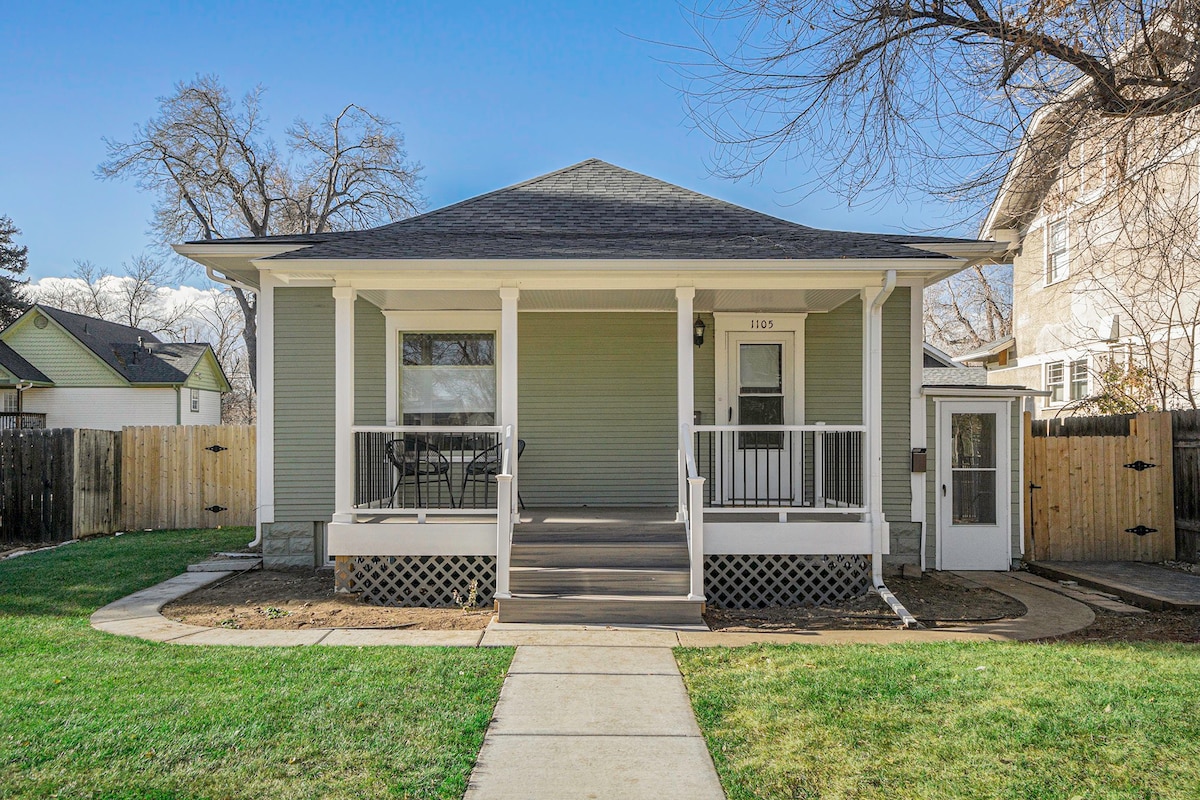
[1042,608,1200,644]
[704,572,1028,632]
[163,569,493,631]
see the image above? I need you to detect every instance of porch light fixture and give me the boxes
[693,317,706,347]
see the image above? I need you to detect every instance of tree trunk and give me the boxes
[232,287,258,391]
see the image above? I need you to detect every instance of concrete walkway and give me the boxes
[1027,561,1200,610]
[464,646,726,800]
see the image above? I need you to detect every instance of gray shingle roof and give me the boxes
[0,340,52,383]
[36,306,217,385]
[194,159,984,261]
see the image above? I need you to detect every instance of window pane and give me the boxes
[952,470,997,525]
[951,413,996,469]
[403,333,494,366]
[738,395,783,448]
[402,366,495,414]
[739,344,782,393]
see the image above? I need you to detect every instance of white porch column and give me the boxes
[676,287,696,520]
[499,288,519,501]
[333,286,356,522]
[254,274,276,543]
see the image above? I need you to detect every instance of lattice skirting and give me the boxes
[336,555,497,608]
[704,554,872,608]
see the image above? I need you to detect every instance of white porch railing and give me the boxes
[495,424,516,599]
[681,424,706,602]
[687,424,867,514]
[350,425,508,520]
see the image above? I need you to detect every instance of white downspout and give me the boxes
[867,270,919,627]
[204,265,266,548]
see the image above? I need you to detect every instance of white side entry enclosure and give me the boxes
[937,400,1012,570]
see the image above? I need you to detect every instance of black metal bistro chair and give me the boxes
[384,435,455,508]
[460,439,526,510]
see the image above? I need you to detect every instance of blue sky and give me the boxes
[1,0,961,283]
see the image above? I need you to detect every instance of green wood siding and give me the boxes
[519,313,678,505]
[1,316,125,386]
[805,290,911,523]
[694,313,716,426]
[183,351,227,391]
[0,366,13,383]
[274,288,335,522]
[355,298,386,425]
[882,288,912,523]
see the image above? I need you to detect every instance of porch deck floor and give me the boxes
[515,505,858,531]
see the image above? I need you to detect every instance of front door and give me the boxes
[725,332,795,504]
[938,401,1011,570]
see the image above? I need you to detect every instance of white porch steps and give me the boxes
[497,525,704,625]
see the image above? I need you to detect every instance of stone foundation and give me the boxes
[262,521,318,569]
[884,521,922,572]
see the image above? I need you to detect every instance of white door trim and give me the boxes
[713,312,806,428]
[934,398,1013,571]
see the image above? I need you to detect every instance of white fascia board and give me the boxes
[254,256,964,274]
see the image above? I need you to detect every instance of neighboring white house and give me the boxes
[0,305,229,431]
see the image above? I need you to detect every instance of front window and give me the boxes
[1046,361,1064,404]
[400,332,496,425]
[1046,219,1069,284]
[1069,358,1089,401]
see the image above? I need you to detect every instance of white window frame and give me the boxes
[383,311,504,427]
[1077,140,1108,201]
[1069,358,1089,402]
[190,388,200,413]
[1045,218,1070,285]
[1,389,17,412]
[1045,360,1065,405]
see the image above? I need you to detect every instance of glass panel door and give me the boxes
[725,332,794,505]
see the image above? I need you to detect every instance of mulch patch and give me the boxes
[704,574,1027,632]
[162,568,493,631]
[1042,608,1200,644]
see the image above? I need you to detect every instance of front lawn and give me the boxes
[678,642,1200,800]
[0,529,512,800]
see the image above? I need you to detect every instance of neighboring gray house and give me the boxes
[177,159,1031,623]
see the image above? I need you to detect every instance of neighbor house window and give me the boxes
[1046,219,1069,283]
[1,390,17,412]
[190,389,200,412]
[400,333,496,425]
[1046,361,1065,403]
[1069,358,1089,401]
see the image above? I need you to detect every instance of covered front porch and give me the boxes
[306,275,904,612]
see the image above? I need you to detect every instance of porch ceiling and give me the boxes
[359,288,861,313]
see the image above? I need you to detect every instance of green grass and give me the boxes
[0,529,512,800]
[677,643,1200,800]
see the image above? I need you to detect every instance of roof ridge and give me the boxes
[374,159,606,232]
[36,304,161,342]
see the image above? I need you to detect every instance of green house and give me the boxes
[0,305,230,431]
[177,159,1030,623]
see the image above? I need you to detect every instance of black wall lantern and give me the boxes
[693,317,706,347]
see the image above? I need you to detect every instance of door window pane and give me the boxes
[739,344,782,393]
[952,471,998,525]
[951,413,996,469]
[950,412,998,525]
[400,333,496,425]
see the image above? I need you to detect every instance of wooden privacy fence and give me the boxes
[0,428,120,544]
[1025,411,1175,562]
[1172,409,1200,562]
[122,425,255,531]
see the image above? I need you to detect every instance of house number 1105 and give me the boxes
[750,319,774,329]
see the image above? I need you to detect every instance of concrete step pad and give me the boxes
[497,595,704,625]
[187,557,262,573]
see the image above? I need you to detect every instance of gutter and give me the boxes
[868,270,920,628]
